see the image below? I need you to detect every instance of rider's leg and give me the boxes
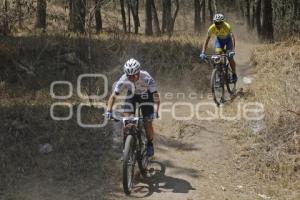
[228,57,238,82]
[140,93,155,141]
[141,101,155,156]
[144,120,154,141]
[144,120,154,156]
[229,58,236,74]
[226,37,238,82]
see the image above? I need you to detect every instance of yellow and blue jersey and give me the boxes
[207,22,232,39]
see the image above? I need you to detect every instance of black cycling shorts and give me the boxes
[122,91,155,117]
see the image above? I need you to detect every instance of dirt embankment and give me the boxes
[224,38,300,199]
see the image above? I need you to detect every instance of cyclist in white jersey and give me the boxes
[106,58,160,157]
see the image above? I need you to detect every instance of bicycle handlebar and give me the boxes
[204,54,230,58]
[103,114,143,122]
[110,116,144,122]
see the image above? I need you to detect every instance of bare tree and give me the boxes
[161,0,179,36]
[212,0,217,13]
[162,0,171,33]
[202,0,206,26]
[145,0,153,35]
[95,0,102,33]
[69,0,86,33]
[208,0,213,21]
[2,0,9,35]
[293,0,299,32]
[35,0,47,29]
[169,0,179,35]
[120,0,127,32]
[151,0,161,35]
[255,0,262,36]
[130,0,140,34]
[127,0,131,33]
[261,0,274,41]
[245,0,251,30]
[251,0,255,30]
[16,0,23,28]
[194,0,201,34]
[238,0,245,20]
[294,0,299,20]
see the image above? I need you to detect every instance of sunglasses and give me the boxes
[214,22,223,26]
[127,74,139,78]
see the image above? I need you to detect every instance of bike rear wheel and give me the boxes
[122,135,135,195]
[211,68,225,106]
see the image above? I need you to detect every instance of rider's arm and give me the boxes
[231,32,236,51]
[107,92,117,112]
[202,36,211,54]
[146,74,160,113]
[108,75,126,112]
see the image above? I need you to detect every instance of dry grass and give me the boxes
[225,37,300,197]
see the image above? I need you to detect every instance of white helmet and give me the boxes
[213,13,225,23]
[124,58,141,75]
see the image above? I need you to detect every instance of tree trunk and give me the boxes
[145,0,153,35]
[245,0,251,30]
[69,0,86,33]
[36,0,47,29]
[120,0,127,32]
[213,0,217,13]
[194,0,201,34]
[261,0,274,41]
[68,0,72,30]
[95,0,102,33]
[127,0,131,33]
[295,0,299,31]
[130,0,140,34]
[2,0,9,35]
[208,0,213,21]
[294,0,299,19]
[168,0,179,36]
[255,0,262,36]
[239,0,244,20]
[151,0,161,36]
[251,1,255,30]
[17,0,23,29]
[162,0,171,33]
[202,0,206,26]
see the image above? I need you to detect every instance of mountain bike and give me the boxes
[109,110,149,195]
[204,53,236,106]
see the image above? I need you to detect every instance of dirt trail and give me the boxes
[2,37,265,200]
[109,41,266,200]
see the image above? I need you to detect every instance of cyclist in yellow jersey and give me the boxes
[200,14,238,82]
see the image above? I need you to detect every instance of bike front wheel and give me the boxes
[122,135,135,195]
[211,68,225,106]
[137,130,149,178]
[226,66,236,94]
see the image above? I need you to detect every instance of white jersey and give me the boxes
[113,70,157,95]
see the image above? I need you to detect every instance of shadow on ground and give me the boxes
[128,160,196,198]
